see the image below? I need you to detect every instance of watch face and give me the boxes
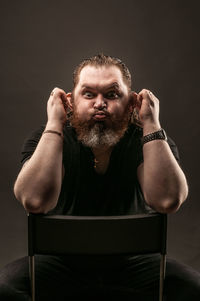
[161,129,167,140]
[156,129,167,140]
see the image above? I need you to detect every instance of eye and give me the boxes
[105,91,119,99]
[83,91,95,99]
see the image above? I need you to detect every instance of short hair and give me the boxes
[72,53,132,90]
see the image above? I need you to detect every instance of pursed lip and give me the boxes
[93,111,107,120]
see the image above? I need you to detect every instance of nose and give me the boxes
[93,94,107,110]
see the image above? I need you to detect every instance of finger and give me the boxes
[135,93,143,109]
[131,92,141,124]
[147,90,156,100]
[127,92,135,109]
[49,87,68,106]
[138,89,153,98]
[130,91,138,106]
[147,90,159,107]
[61,94,68,111]
[138,89,155,106]
[147,91,154,105]
[50,87,59,97]
[50,87,66,98]
[130,91,141,106]
[138,89,146,97]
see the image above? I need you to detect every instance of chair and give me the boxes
[28,213,167,301]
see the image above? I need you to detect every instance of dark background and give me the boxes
[0,0,200,271]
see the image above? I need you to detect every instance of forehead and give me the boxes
[77,65,127,90]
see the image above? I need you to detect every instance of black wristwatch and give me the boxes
[141,128,167,145]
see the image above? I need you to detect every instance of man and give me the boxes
[0,54,199,300]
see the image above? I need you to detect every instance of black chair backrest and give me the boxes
[28,213,167,256]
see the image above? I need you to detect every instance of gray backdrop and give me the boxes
[0,0,200,271]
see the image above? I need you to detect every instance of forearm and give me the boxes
[134,90,188,213]
[139,123,188,212]
[14,122,64,214]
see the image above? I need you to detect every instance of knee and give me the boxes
[0,258,30,301]
[0,282,29,301]
[165,262,200,300]
[0,282,18,300]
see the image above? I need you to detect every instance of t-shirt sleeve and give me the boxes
[136,128,180,167]
[21,125,45,165]
[167,135,180,162]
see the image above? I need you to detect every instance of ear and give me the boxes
[132,91,138,107]
[66,92,73,111]
[128,91,137,113]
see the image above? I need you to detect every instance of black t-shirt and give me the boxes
[21,123,179,216]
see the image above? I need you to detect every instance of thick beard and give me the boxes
[70,108,130,148]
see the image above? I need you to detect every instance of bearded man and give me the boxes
[0,54,199,300]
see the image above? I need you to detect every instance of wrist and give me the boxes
[142,121,161,136]
[141,128,167,146]
[46,120,64,132]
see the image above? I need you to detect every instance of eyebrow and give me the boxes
[81,82,121,91]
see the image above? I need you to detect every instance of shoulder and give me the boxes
[126,124,143,140]
[21,124,45,150]
[20,125,46,164]
[25,124,45,138]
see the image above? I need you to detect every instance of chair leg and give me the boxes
[159,254,166,301]
[29,255,35,301]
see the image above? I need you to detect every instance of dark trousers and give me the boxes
[0,254,200,300]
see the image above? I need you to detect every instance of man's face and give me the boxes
[69,65,133,148]
[72,65,131,123]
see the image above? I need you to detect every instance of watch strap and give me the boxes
[142,128,167,145]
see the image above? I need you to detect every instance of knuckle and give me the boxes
[53,87,59,93]
[54,87,65,95]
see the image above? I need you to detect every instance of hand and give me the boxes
[47,87,69,128]
[133,89,160,128]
